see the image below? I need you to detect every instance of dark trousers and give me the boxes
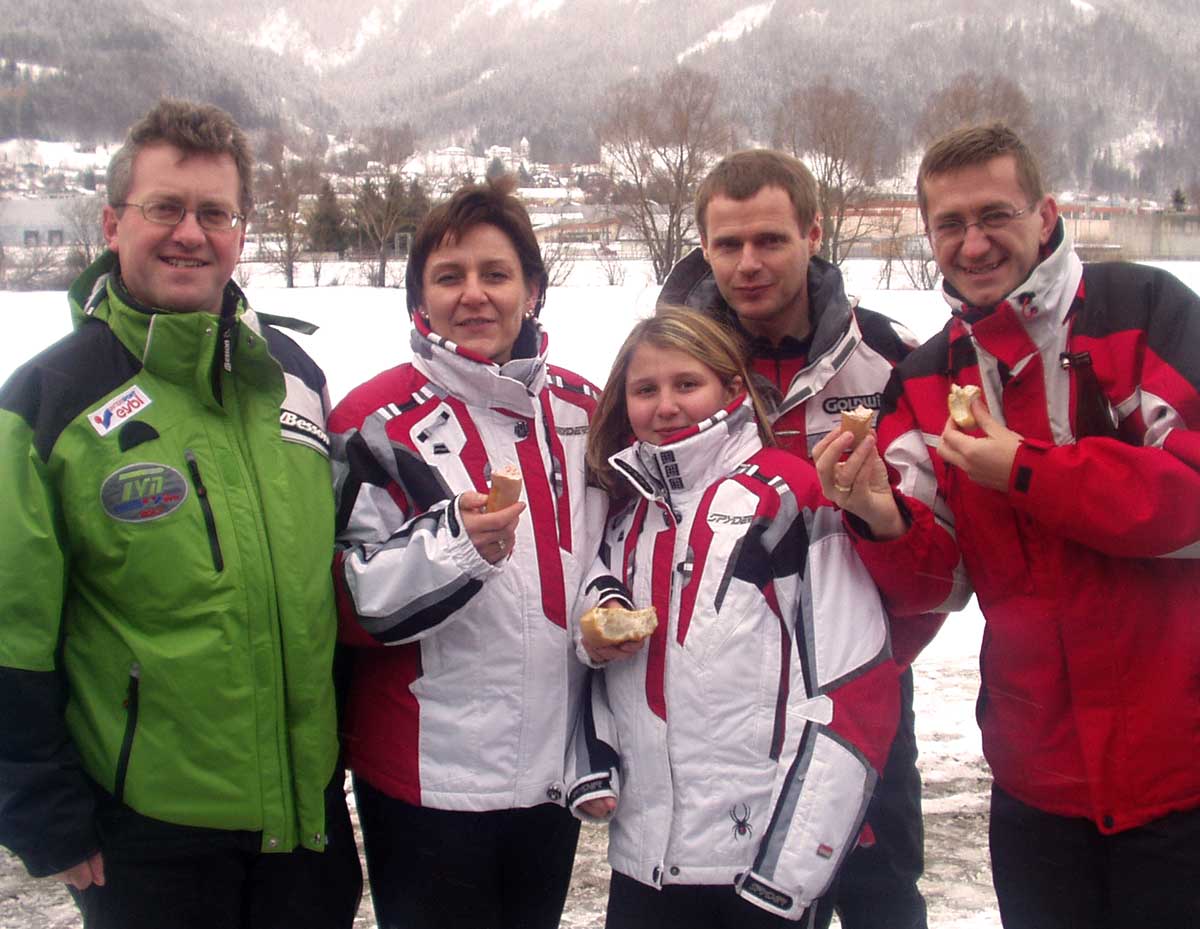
[989,784,1200,929]
[814,667,927,929]
[605,870,812,929]
[354,776,580,929]
[71,774,362,929]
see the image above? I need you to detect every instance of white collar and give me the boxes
[409,317,548,415]
[608,396,763,506]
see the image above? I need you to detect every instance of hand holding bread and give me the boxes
[580,603,657,664]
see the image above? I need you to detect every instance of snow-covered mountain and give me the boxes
[2,0,1197,189]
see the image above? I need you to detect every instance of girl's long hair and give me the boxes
[587,306,775,499]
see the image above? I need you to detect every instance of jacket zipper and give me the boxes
[113,662,141,804]
[185,450,225,572]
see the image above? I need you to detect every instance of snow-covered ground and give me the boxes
[2,257,1197,928]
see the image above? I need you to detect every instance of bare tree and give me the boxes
[915,73,1061,184]
[599,66,729,285]
[540,237,575,288]
[596,244,626,286]
[878,209,940,291]
[353,175,408,287]
[258,158,306,288]
[774,81,892,266]
[61,194,106,276]
[4,244,66,290]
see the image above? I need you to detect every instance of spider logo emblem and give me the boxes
[729,803,753,840]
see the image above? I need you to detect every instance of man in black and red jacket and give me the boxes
[660,148,942,929]
[815,123,1200,928]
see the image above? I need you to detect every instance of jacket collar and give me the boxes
[658,247,862,415]
[607,395,762,507]
[67,249,266,409]
[943,218,1083,358]
[409,313,548,416]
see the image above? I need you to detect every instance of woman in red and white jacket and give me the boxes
[329,180,606,929]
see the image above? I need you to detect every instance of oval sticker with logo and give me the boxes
[101,462,189,523]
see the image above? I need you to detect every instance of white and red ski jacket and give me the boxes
[567,397,899,920]
[857,222,1200,833]
[331,317,606,812]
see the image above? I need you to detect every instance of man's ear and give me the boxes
[1037,196,1059,246]
[102,204,120,252]
[807,218,823,257]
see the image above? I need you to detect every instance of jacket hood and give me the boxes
[410,313,549,416]
[607,395,762,507]
[67,249,250,330]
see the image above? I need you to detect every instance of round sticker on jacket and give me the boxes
[101,462,189,522]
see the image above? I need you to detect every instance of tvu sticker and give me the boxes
[101,463,188,522]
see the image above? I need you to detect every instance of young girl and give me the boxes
[567,307,900,928]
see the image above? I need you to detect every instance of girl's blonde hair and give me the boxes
[587,306,775,499]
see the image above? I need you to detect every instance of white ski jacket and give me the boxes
[567,398,899,920]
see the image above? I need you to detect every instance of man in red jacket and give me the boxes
[816,122,1200,928]
[660,149,940,929]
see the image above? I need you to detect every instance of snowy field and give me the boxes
[1,257,1197,929]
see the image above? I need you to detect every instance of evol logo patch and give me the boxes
[89,386,153,437]
[101,462,188,523]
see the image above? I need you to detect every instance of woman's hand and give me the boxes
[459,490,524,564]
[578,796,616,819]
[812,427,907,541]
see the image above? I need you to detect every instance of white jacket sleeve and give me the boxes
[332,415,503,645]
[565,667,622,823]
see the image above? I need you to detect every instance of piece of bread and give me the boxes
[840,405,874,448]
[485,465,523,512]
[580,605,658,648]
[948,384,983,429]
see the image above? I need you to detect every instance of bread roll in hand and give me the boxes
[580,605,658,649]
[839,405,874,448]
[948,384,983,429]
[485,465,523,512]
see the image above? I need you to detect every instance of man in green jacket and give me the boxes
[0,99,361,928]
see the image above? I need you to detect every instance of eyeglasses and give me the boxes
[116,200,245,232]
[928,206,1033,246]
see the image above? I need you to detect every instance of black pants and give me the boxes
[354,776,580,929]
[605,870,812,929]
[814,667,926,929]
[989,784,1200,929]
[71,774,362,929]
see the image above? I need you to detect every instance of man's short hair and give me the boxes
[695,149,819,238]
[106,99,255,215]
[406,176,548,317]
[917,122,1044,220]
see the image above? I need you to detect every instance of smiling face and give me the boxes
[922,154,1058,308]
[624,342,739,445]
[700,185,822,344]
[102,143,245,314]
[420,223,539,364]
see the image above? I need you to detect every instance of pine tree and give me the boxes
[309,179,347,254]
